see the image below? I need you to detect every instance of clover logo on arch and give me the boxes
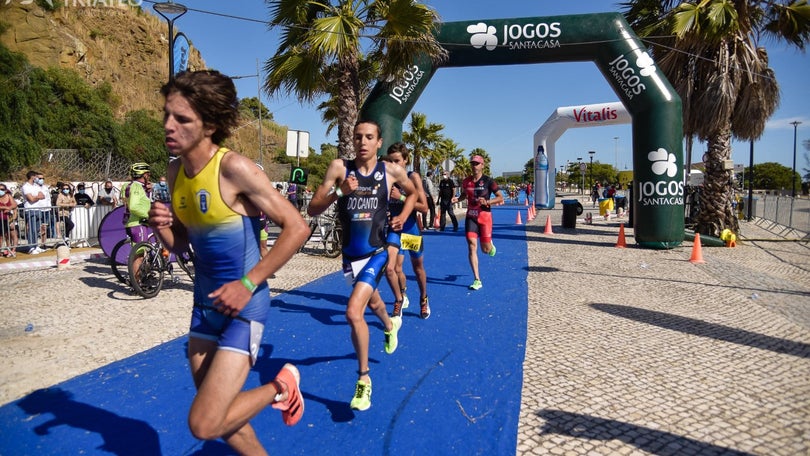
[648,148,677,177]
[636,52,657,77]
[467,22,498,51]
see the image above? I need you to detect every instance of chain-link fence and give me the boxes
[40,149,130,182]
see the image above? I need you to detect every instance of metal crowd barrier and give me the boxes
[9,204,116,250]
[753,194,810,238]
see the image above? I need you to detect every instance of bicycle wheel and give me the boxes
[298,218,318,253]
[128,242,165,298]
[176,248,195,281]
[109,238,131,285]
[324,224,342,258]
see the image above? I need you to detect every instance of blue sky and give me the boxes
[150,0,809,177]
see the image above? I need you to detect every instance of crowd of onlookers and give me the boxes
[0,171,178,256]
[0,171,316,257]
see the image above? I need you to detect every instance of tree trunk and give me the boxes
[336,53,360,160]
[696,125,739,236]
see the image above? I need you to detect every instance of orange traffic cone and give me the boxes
[543,215,553,234]
[689,233,706,264]
[525,198,529,206]
[515,211,523,225]
[615,223,627,248]
[529,205,536,221]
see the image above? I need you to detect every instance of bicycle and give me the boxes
[299,204,342,258]
[108,232,194,297]
[127,237,195,298]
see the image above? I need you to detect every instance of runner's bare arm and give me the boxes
[388,164,417,231]
[307,158,348,217]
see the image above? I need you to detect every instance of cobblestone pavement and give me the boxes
[519,201,810,456]
[2,202,808,455]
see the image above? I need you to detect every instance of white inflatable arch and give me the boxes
[533,101,631,209]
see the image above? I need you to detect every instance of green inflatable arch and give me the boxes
[360,13,684,249]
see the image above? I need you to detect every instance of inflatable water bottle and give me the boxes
[537,145,549,207]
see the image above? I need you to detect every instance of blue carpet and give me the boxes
[0,206,528,456]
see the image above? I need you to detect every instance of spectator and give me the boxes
[74,183,95,208]
[152,176,171,203]
[55,183,77,243]
[21,170,50,254]
[97,180,118,207]
[287,182,299,209]
[438,171,458,231]
[422,170,438,229]
[591,183,601,207]
[0,183,19,257]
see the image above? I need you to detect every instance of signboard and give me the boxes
[289,166,308,185]
[286,130,310,158]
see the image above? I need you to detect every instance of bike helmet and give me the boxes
[130,162,151,178]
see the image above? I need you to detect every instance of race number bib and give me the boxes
[400,233,422,251]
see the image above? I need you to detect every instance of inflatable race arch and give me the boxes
[360,13,684,249]
[533,101,631,209]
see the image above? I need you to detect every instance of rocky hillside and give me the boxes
[0,2,205,117]
[0,2,291,175]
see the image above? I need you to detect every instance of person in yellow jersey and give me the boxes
[147,70,309,454]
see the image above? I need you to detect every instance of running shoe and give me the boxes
[392,300,403,318]
[29,247,42,255]
[469,279,483,290]
[350,379,372,411]
[488,244,497,257]
[420,297,431,320]
[271,363,305,426]
[384,316,401,354]
[401,290,409,309]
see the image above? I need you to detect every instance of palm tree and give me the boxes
[620,0,809,236]
[316,58,380,138]
[264,0,447,159]
[402,112,443,172]
[434,137,464,177]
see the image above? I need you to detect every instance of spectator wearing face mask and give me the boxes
[21,170,50,254]
[74,183,95,208]
[55,183,77,243]
[0,183,19,257]
[97,181,118,206]
[152,176,171,203]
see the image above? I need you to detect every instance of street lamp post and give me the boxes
[588,150,596,190]
[232,60,264,168]
[577,157,583,194]
[790,121,801,198]
[613,136,619,171]
[153,1,188,82]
